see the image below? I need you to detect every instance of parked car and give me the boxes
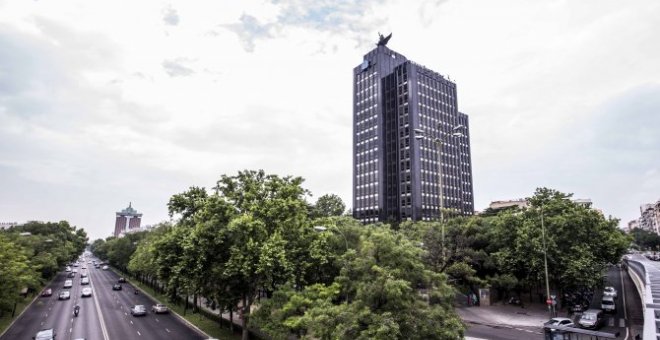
[58,291,71,300]
[545,317,575,331]
[601,296,616,313]
[152,304,169,314]
[130,305,147,316]
[33,328,56,340]
[112,284,122,291]
[603,286,618,299]
[81,287,92,297]
[578,309,604,329]
[41,288,53,297]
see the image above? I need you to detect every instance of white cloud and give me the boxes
[0,0,659,239]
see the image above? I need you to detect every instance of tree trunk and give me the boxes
[241,294,249,340]
[229,309,234,332]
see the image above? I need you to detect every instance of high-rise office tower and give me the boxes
[353,36,474,223]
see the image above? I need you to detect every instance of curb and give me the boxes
[0,280,55,339]
[110,268,211,339]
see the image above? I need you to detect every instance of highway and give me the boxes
[1,258,206,340]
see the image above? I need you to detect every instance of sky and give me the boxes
[1,0,659,241]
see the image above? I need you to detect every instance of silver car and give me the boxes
[130,305,147,316]
[578,309,604,329]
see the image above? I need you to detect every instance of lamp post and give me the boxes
[540,206,553,318]
[414,124,464,264]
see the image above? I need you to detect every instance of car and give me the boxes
[81,266,87,269]
[72,268,78,273]
[545,317,574,331]
[118,277,126,283]
[578,309,604,329]
[67,272,75,278]
[130,305,147,316]
[152,304,169,314]
[73,262,79,267]
[64,280,73,288]
[102,265,109,270]
[601,296,616,313]
[81,277,90,285]
[112,284,122,291]
[41,288,53,297]
[80,272,88,277]
[58,291,71,300]
[65,266,72,272]
[33,328,56,340]
[81,287,92,297]
[603,286,617,299]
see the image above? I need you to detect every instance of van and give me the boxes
[578,309,604,329]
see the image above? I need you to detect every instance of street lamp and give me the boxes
[414,124,465,264]
[540,206,554,318]
[313,225,348,250]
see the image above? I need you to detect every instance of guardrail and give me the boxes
[623,255,658,340]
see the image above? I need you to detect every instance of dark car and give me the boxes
[112,284,122,291]
[118,277,126,283]
[41,288,53,297]
[578,309,605,329]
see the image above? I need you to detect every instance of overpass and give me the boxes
[623,254,660,340]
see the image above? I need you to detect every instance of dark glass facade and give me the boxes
[353,46,474,223]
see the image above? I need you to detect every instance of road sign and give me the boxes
[546,298,552,305]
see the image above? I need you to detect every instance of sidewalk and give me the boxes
[457,302,559,328]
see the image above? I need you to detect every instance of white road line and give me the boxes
[155,318,159,322]
[137,331,141,336]
[130,320,134,325]
[165,328,170,333]
[69,327,72,333]
[89,271,110,340]
[40,322,44,326]
[620,266,630,340]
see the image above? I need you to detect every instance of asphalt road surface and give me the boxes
[1,258,206,340]
[465,265,642,340]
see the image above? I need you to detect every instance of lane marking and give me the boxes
[89,269,110,340]
[155,318,159,322]
[137,331,141,336]
[166,328,170,333]
[130,320,134,325]
[69,327,72,333]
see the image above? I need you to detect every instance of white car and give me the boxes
[81,277,90,285]
[152,304,169,314]
[64,280,73,288]
[130,305,147,316]
[546,317,574,331]
[102,265,109,270]
[58,291,70,300]
[601,296,616,312]
[81,287,92,297]
[603,286,617,299]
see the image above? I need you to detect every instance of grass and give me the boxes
[0,296,35,336]
[122,273,240,340]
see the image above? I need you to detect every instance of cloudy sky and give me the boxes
[1,0,659,240]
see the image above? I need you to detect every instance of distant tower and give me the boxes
[114,202,142,237]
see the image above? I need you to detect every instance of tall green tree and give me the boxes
[312,194,346,218]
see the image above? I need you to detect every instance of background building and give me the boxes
[638,201,660,234]
[352,38,474,223]
[113,203,142,237]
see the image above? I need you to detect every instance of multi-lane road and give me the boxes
[1,258,206,340]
